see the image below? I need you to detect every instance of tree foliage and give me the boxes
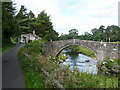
[16,5,35,34]
[68,29,79,39]
[59,25,120,42]
[91,25,120,42]
[2,1,16,43]
[2,2,59,43]
[59,29,79,40]
[16,9,59,41]
[35,10,58,41]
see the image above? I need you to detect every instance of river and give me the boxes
[60,49,98,75]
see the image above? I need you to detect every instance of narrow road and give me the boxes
[2,44,25,88]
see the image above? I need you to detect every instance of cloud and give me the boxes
[14,0,119,35]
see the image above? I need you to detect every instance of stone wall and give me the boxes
[44,39,120,61]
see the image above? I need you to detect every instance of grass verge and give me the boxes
[18,41,45,88]
[1,42,14,54]
[18,54,45,88]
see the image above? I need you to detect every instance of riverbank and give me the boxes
[66,46,96,58]
[78,46,96,58]
[18,41,118,88]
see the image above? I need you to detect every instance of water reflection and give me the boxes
[60,50,98,75]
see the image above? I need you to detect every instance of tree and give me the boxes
[16,5,28,19]
[28,10,35,19]
[98,25,105,33]
[2,1,17,43]
[59,34,70,40]
[35,10,58,41]
[69,29,79,39]
[109,25,120,42]
[16,5,30,34]
[27,10,35,32]
[91,25,120,42]
[69,29,78,36]
[84,32,93,40]
[91,28,98,35]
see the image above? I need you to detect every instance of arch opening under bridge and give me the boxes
[55,44,97,58]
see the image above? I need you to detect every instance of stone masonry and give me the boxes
[44,39,120,61]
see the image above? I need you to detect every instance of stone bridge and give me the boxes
[44,39,120,60]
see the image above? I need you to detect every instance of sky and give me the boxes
[13,0,119,35]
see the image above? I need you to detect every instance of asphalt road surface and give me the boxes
[2,44,25,88]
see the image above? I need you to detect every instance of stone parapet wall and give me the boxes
[44,39,120,61]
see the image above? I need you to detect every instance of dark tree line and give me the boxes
[2,1,59,44]
[91,25,120,42]
[59,25,120,42]
[2,1,17,44]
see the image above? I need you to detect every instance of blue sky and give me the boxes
[13,0,119,35]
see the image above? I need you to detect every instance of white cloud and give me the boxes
[13,0,119,35]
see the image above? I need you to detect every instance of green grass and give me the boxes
[18,41,45,88]
[78,46,96,58]
[19,55,45,88]
[0,46,2,54]
[1,36,20,54]
[1,42,14,54]
[114,58,120,65]
[108,42,120,44]
[66,46,96,58]
[18,41,118,88]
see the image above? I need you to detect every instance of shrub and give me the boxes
[97,56,120,75]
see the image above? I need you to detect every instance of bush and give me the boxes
[97,56,120,75]
[24,40,45,55]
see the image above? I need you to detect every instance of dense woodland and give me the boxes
[2,1,120,45]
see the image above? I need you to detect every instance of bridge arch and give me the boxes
[44,39,120,60]
[55,44,97,57]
